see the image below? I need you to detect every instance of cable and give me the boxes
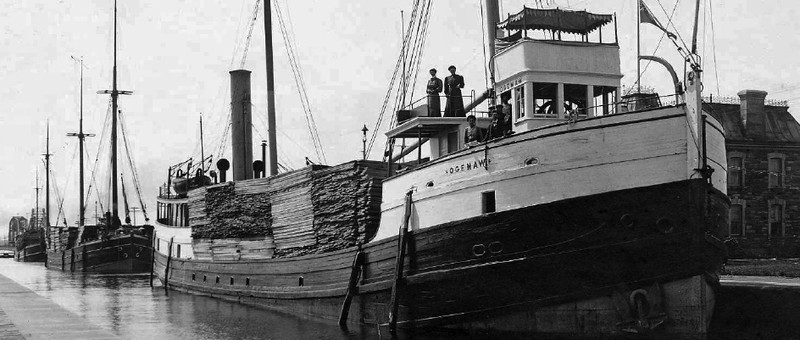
[708,0,720,96]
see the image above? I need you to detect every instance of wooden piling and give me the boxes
[388,191,413,332]
[164,237,174,292]
[338,249,364,327]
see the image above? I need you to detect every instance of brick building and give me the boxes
[705,90,800,257]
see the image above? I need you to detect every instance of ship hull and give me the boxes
[14,243,46,262]
[155,178,728,337]
[47,234,153,274]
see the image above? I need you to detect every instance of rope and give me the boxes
[273,0,327,164]
[240,0,262,68]
[118,109,149,220]
[708,0,720,96]
[84,99,112,212]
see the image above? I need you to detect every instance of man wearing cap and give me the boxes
[444,65,465,117]
[426,68,443,117]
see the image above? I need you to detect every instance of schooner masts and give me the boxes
[68,56,94,227]
[99,0,131,224]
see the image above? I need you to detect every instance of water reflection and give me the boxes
[0,259,383,340]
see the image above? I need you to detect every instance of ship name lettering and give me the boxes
[446,159,490,174]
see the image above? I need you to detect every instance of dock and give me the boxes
[0,273,117,339]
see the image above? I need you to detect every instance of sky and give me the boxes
[1,0,799,232]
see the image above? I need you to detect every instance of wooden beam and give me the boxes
[337,250,364,327]
[388,191,414,331]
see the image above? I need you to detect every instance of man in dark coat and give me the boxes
[426,68,443,117]
[444,65,465,117]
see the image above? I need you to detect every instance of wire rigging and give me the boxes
[273,0,327,164]
[240,0,262,68]
[366,0,433,159]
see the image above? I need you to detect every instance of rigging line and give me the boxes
[407,0,434,102]
[366,27,406,156]
[229,0,250,69]
[118,110,148,217]
[709,0,720,96]
[240,0,262,68]
[84,99,112,211]
[366,1,425,156]
[625,0,680,95]
[404,0,431,102]
[653,0,697,65]
[273,1,326,163]
[279,8,327,163]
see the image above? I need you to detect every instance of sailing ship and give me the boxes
[45,1,153,274]
[15,138,49,263]
[154,1,728,337]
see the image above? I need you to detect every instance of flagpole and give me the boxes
[636,0,641,94]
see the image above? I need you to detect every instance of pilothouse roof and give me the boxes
[498,7,613,35]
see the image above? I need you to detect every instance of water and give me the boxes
[1,258,787,339]
[0,259,382,340]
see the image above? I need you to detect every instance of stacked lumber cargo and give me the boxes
[191,162,391,260]
[187,187,208,228]
[192,237,275,261]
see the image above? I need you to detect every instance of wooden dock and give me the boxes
[0,272,117,339]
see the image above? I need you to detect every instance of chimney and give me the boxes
[738,90,768,138]
[230,70,254,181]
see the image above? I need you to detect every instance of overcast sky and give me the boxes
[1,0,798,231]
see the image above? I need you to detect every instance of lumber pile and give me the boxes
[191,161,391,260]
[192,237,275,261]
[187,187,208,228]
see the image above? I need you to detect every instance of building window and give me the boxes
[514,86,525,119]
[768,199,785,238]
[768,153,785,188]
[729,202,744,237]
[728,154,744,188]
[482,191,496,214]
[176,244,181,258]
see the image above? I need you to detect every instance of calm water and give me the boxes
[1,258,789,339]
[0,259,386,340]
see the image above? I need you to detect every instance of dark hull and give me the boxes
[155,179,728,336]
[14,243,46,262]
[47,234,153,274]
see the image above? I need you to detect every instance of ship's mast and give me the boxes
[99,0,132,224]
[44,121,51,231]
[110,0,119,223]
[34,169,40,229]
[68,57,94,227]
[264,0,278,176]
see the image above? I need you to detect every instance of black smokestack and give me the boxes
[230,70,253,181]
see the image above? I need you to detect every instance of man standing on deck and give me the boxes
[426,68,443,117]
[444,65,465,117]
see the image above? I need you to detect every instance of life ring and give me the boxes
[135,252,141,258]
[123,253,128,259]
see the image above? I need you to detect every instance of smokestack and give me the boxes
[230,70,254,181]
[738,90,768,138]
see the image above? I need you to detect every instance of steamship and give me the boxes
[153,2,728,337]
